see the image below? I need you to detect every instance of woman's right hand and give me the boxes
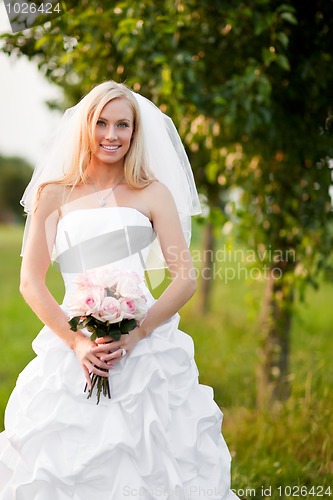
[72,334,112,389]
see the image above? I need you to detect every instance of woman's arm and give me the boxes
[138,181,197,336]
[93,181,197,359]
[19,185,111,387]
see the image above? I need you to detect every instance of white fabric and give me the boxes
[132,93,201,270]
[19,88,202,270]
[0,208,238,500]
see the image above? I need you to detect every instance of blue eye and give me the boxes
[118,122,129,128]
[97,120,106,126]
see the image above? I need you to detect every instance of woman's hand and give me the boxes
[72,334,112,389]
[91,327,145,366]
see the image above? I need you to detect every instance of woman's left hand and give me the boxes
[91,327,144,367]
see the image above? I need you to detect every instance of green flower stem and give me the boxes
[84,367,111,404]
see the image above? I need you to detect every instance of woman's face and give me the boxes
[92,97,134,166]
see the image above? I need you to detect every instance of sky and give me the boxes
[0,0,63,166]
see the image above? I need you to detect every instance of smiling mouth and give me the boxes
[100,144,121,151]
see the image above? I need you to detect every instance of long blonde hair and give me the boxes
[35,81,156,209]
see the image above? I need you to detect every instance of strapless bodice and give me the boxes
[53,206,155,305]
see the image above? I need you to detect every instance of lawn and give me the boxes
[0,223,332,499]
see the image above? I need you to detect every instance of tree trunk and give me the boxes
[256,261,294,408]
[199,221,215,314]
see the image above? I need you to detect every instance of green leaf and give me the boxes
[93,317,106,327]
[277,32,289,48]
[95,327,106,338]
[82,317,93,328]
[86,325,96,333]
[120,319,137,333]
[280,12,298,25]
[68,316,80,331]
[108,323,122,340]
[277,4,296,13]
[34,36,48,51]
[262,47,276,66]
[276,54,290,71]
[110,330,122,341]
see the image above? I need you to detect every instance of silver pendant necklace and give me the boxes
[88,176,124,206]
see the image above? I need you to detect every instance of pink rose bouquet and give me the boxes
[68,267,148,404]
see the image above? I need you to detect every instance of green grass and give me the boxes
[0,224,64,410]
[0,223,332,498]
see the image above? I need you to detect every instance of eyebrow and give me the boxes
[98,117,132,123]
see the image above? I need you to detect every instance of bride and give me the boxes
[0,81,239,499]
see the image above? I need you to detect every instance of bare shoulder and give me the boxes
[139,180,180,230]
[38,182,66,197]
[143,180,175,213]
[35,182,67,217]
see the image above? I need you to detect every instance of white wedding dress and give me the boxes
[0,207,239,500]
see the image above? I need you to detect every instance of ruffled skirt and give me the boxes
[0,305,238,500]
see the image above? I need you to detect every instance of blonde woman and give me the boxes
[0,81,239,500]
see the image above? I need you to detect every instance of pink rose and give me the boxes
[119,297,137,319]
[68,285,105,317]
[133,296,148,325]
[89,266,121,289]
[115,270,142,298]
[92,296,123,323]
[73,270,97,289]
[73,266,122,291]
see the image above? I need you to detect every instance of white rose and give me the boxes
[115,270,142,299]
[133,296,149,325]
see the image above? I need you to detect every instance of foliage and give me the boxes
[1,0,332,290]
[0,155,32,221]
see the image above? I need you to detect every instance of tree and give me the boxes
[0,155,33,222]
[1,0,332,405]
[221,1,333,405]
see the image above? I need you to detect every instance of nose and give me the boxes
[105,125,118,141]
